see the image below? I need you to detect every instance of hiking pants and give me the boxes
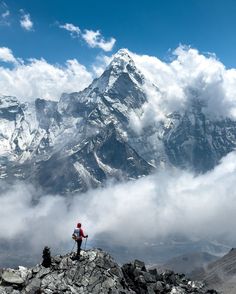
[76,239,82,257]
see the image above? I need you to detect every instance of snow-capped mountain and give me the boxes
[1,49,236,194]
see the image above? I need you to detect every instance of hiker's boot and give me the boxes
[71,255,78,261]
[71,255,80,261]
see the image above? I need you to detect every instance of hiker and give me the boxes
[72,222,88,260]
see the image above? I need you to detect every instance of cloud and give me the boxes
[122,46,236,132]
[0,47,93,101]
[0,1,10,26]
[82,29,116,52]
[77,151,236,245]
[59,23,80,38]
[0,47,18,63]
[92,54,111,77]
[59,22,116,52]
[20,9,34,31]
[1,150,236,264]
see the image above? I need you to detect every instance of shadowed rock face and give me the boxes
[163,104,236,173]
[33,123,153,194]
[0,249,217,294]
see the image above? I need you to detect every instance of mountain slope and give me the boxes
[163,102,236,172]
[1,49,236,193]
[162,251,218,277]
[33,123,153,194]
[192,248,236,294]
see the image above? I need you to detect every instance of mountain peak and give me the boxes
[88,48,144,95]
[108,48,135,71]
[100,47,144,90]
[113,48,132,59]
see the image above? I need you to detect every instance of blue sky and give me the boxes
[1,0,236,68]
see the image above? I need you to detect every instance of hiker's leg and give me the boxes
[76,239,82,257]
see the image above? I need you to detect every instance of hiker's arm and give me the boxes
[80,229,88,238]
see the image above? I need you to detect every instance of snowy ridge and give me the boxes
[0,49,236,193]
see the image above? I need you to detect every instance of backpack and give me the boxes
[72,228,80,240]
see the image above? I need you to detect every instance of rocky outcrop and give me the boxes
[0,249,217,293]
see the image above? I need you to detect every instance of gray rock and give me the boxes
[53,255,62,263]
[36,267,51,279]
[149,268,161,282]
[25,278,41,293]
[1,271,24,285]
[170,286,186,293]
[142,271,156,283]
[154,281,164,292]
[133,259,146,271]
[32,265,41,274]
[0,287,7,294]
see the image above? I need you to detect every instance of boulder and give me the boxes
[1,271,24,285]
[25,278,41,293]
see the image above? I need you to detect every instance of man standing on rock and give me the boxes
[72,222,88,260]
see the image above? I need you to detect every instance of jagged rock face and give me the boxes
[1,49,236,193]
[30,123,153,194]
[163,103,236,172]
[0,96,31,160]
[0,249,217,294]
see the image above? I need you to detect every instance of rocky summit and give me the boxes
[0,248,217,294]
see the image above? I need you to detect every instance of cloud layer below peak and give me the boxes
[1,149,236,256]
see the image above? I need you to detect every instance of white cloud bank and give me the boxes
[0,47,93,101]
[59,22,116,52]
[129,46,236,130]
[1,150,236,252]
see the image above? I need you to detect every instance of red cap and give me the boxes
[77,223,81,228]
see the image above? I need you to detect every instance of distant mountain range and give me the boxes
[1,49,236,194]
[161,251,218,277]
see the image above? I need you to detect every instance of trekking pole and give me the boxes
[71,241,76,253]
[84,237,87,251]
